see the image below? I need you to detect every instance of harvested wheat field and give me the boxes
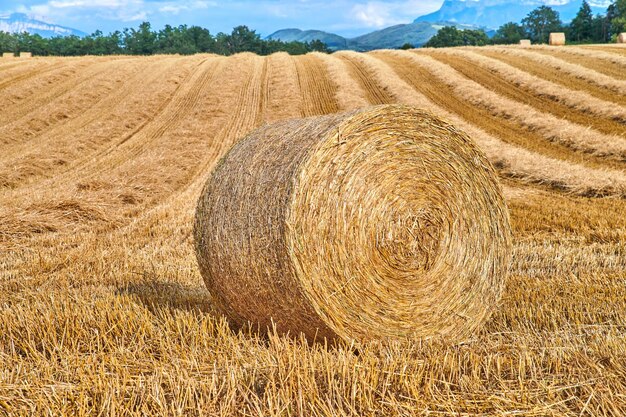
[1,45,625,416]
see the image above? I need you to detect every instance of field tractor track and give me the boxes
[336,52,394,105]
[295,54,340,116]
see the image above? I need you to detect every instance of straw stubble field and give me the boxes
[0,45,625,416]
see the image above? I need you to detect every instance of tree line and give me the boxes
[0,23,330,56]
[426,0,626,47]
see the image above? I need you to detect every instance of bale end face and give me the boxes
[194,105,512,345]
[549,33,566,46]
[618,33,626,44]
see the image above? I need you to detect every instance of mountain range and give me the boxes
[416,0,610,29]
[267,22,484,51]
[268,0,610,50]
[0,13,86,38]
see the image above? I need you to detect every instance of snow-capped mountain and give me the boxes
[415,0,611,29]
[0,13,85,38]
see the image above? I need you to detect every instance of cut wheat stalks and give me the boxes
[401,51,626,159]
[549,33,566,46]
[356,51,626,196]
[314,52,370,110]
[532,44,626,67]
[439,48,626,123]
[194,104,512,344]
[488,46,626,95]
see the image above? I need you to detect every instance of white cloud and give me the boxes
[158,1,214,15]
[352,3,397,27]
[350,0,442,28]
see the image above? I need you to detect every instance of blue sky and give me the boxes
[0,0,445,37]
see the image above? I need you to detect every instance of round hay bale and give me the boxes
[549,32,566,46]
[194,105,512,344]
[618,33,626,44]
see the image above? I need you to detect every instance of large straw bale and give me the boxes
[519,39,531,46]
[194,105,512,344]
[20,52,32,58]
[2,52,15,58]
[549,33,566,46]
[619,33,626,43]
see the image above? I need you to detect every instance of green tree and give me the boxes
[399,42,414,50]
[227,25,262,54]
[492,22,526,44]
[425,26,489,48]
[522,6,563,43]
[609,0,626,36]
[425,26,464,47]
[0,22,325,57]
[570,0,594,42]
[590,14,610,42]
[309,39,331,53]
[124,22,157,55]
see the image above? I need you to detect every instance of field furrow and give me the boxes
[364,51,626,196]
[1,49,626,416]
[0,57,130,127]
[294,53,340,116]
[0,60,68,91]
[434,48,626,130]
[579,44,626,56]
[529,47,626,80]
[478,48,626,107]
[416,50,626,160]
[262,52,303,123]
[484,47,626,98]
[335,51,395,105]
[314,52,369,110]
[0,56,196,189]
[376,50,624,169]
[0,58,153,150]
[0,55,263,241]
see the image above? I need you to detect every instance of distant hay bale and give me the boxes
[2,52,15,58]
[20,52,32,58]
[519,39,531,46]
[194,105,512,344]
[618,33,626,44]
[549,33,566,46]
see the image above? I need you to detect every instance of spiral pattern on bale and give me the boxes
[194,105,512,344]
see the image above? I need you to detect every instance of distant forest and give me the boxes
[0,23,331,56]
[426,0,626,48]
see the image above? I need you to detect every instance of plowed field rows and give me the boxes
[1,46,625,416]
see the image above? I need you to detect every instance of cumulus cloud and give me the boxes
[3,0,444,37]
[351,0,442,28]
[158,1,214,15]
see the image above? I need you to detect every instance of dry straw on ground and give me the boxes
[194,104,512,345]
[549,33,566,46]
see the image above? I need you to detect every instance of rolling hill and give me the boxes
[267,22,484,51]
